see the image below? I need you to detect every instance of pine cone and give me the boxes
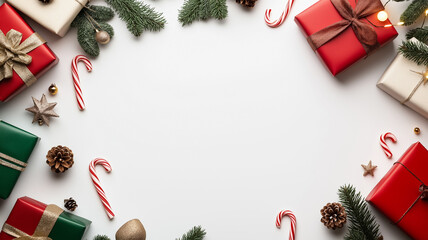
[46,145,74,173]
[236,0,258,8]
[39,0,52,3]
[320,202,347,230]
[64,197,78,211]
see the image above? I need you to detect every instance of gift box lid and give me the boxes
[0,3,58,102]
[0,120,39,199]
[294,0,398,76]
[0,196,91,240]
[367,142,428,240]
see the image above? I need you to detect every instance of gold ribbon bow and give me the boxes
[308,0,383,53]
[0,29,45,86]
[401,67,428,104]
[2,204,63,240]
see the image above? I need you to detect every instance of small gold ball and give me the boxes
[95,30,110,45]
[414,127,421,135]
[48,84,58,95]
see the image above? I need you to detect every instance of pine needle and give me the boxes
[400,0,428,26]
[399,40,428,66]
[178,0,203,26]
[338,185,383,240]
[209,0,228,20]
[406,27,428,43]
[176,226,206,240]
[77,21,100,57]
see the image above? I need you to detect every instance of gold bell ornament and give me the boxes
[116,219,146,240]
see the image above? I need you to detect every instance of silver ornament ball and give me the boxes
[95,30,110,45]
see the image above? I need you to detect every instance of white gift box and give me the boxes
[6,0,88,37]
[377,38,428,119]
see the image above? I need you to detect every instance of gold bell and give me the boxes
[48,84,58,95]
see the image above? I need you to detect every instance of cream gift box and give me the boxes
[377,38,428,119]
[6,0,89,37]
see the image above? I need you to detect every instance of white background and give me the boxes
[0,0,426,239]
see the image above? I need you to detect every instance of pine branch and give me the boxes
[178,0,203,26]
[77,21,100,57]
[199,0,211,20]
[338,185,383,240]
[176,226,206,240]
[99,22,115,38]
[209,0,228,20]
[105,0,166,36]
[87,5,115,22]
[399,40,428,65]
[406,27,428,43]
[94,235,111,240]
[400,0,428,25]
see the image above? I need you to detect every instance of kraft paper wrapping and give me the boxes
[6,0,89,37]
[377,38,428,119]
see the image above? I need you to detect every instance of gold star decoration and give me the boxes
[25,94,59,126]
[361,160,377,177]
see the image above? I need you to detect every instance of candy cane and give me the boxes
[265,0,295,28]
[71,55,92,111]
[380,132,397,159]
[276,210,296,240]
[89,158,115,219]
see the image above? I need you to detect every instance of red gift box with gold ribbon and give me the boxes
[294,0,398,76]
[0,3,57,102]
[367,142,428,240]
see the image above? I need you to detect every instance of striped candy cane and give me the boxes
[380,132,397,159]
[265,0,295,28]
[276,210,296,240]
[89,158,115,219]
[72,55,93,111]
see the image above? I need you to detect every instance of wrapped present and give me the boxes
[6,0,88,37]
[367,142,428,240]
[377,38,428,119]
[0,3,58,102]
[0,120,39,199]
[294,0,398,76]
[0,196,91,240]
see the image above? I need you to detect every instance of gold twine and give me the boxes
[0,152,27,172]
[401,67,428,104]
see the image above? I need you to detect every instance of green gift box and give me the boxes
[0,120,39,199]
[0,196,91,240]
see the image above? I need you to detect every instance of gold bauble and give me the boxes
[414,127,421,135]
[116,219,146,240]
[95,30,110,45]
[48,84,58,95]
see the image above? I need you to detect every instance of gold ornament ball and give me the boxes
[414,127,421,135]
[95,30,110,45]
[116,219,146,240]
[48,84,58,95]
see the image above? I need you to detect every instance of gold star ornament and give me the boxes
[26,94,59,126]
[361,160,377,177]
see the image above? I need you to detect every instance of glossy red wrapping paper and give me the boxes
[0,3,57,102]
[366,142,428,240]
[294,0,398,76]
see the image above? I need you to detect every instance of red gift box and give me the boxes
[294,0,398,76]
[0,3,57,102]
[367,142,428,240]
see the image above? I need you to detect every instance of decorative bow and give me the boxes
[0,29,45,85]
[401,67,428,104]
[308,0,384,53]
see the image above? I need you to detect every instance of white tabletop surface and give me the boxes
[0,0,425,239]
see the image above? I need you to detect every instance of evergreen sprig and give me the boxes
[176,226,206,240]
[71,5,115,57]
[406,27,428,43]
[178,0,228,26]
[338,185,383,240]
[105,0,166,36]
[398,0,428,25]
[399,40,428,66]
[94,235,111,240]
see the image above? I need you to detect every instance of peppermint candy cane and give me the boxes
[276,210,296,240]
[265,0,295,28]
[72,55,92,111]
[380,132,397,159]
[89,158,115,219]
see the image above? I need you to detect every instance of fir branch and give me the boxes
[176,226,206,240]
[77,21,100,57]
[338,185,382,240]
[105,0,166,36]
[87,5,115,22]
[399,40,428,65]
[199,0,211,20]
[94,235,111,240]
[400,0,428,25]
[209,0,228,20]
[99,22,115,38]
[178,0,203,26]
[406,27,428,43]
